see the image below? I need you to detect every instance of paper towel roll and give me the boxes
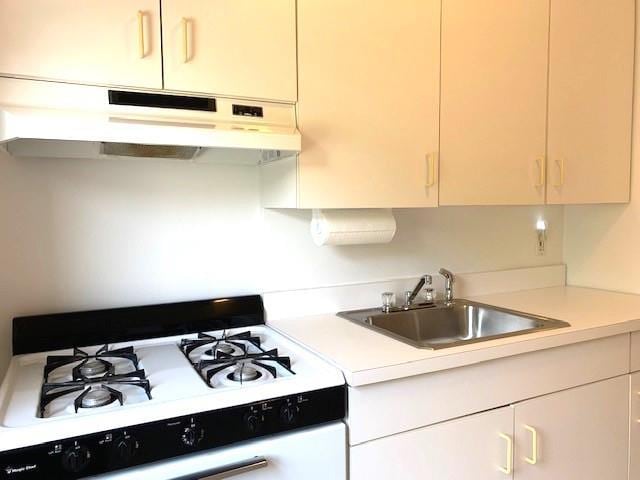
[310,209,397,246]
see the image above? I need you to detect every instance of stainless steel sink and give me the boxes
[338,300,570,349]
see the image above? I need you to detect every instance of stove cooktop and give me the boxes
[0,297,345,453]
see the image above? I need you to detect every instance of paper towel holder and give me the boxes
[310,209,397,246]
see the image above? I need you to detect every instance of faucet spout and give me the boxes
[406,275,432,308]
[439,268,455,303]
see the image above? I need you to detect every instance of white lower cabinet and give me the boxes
[350,406,513,480]
[631,373,640,479]
[350,376,629,480]
[513,376,629,480]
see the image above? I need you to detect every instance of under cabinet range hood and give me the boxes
[0,79,301,163]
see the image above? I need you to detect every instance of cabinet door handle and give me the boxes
[426,153,438,187]
[524,425,538,465]
[182,18,190,63]
[534,157,546,187]
[552,159,564,187]
[498,433,513,475]
[137,11,146,59]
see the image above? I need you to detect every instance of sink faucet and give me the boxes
[439,268,455,303]
[404,275,433,309]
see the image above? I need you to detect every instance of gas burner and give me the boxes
[79,386,118,409]
[39,370,152,417]
[228,363,262,383]
[180,331,295,388]
[79,359,109,377]
[180,331,261,360]
[207,343,237,357]
[44,344,140,382]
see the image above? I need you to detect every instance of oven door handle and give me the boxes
[174,456,269,480]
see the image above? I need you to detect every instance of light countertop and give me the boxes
[269,286,640,387]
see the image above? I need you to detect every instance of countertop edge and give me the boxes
[346,320,640,386]
[269,287,640,388]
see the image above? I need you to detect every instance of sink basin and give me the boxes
[338,300,570,349]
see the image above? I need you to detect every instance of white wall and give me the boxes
[563,5,639,293]
[0,149,564,377]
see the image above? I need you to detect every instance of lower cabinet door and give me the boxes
[513,376,629,480]
[631,373,640,479]
[350,406,514,480]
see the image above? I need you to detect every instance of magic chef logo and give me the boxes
[4,464,38,475]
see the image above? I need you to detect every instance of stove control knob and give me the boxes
[114,435,139,463]
[280,404,300,425]
[243,412,261,433]
[182,425,204,447]
[61,445,91,473]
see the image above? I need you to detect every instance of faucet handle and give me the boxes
[404,291,413,309]
[424,287,435,304]
[423,275,433,285]
[381,292,394,313]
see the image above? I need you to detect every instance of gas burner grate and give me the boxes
[44,344,140,382]
[39,370,152,417]
[180,331,295,387]
[180,331,261,358]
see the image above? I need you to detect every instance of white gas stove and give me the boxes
[0,296,346,480]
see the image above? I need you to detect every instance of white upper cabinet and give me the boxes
[0,0,162,89]
[439,0,550,206]
[161,0,297,102]
[293,0,441,208]
[0,1,634,208]
[546,0,635,204]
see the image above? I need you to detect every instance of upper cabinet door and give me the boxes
[296,0,441,209]
[440,0,549,206]
[161,0,296,102]
[0,0,162,89]
[546,0,635,205]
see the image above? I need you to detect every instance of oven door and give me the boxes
[86,422,346,480]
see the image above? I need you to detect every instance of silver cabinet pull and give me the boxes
[172,457,268,480]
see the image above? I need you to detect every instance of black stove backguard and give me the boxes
[12,295,265,355]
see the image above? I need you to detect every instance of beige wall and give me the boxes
[0,150,564,378]
[563,6,639,292]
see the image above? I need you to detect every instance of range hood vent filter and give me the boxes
[100,142,200,160]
